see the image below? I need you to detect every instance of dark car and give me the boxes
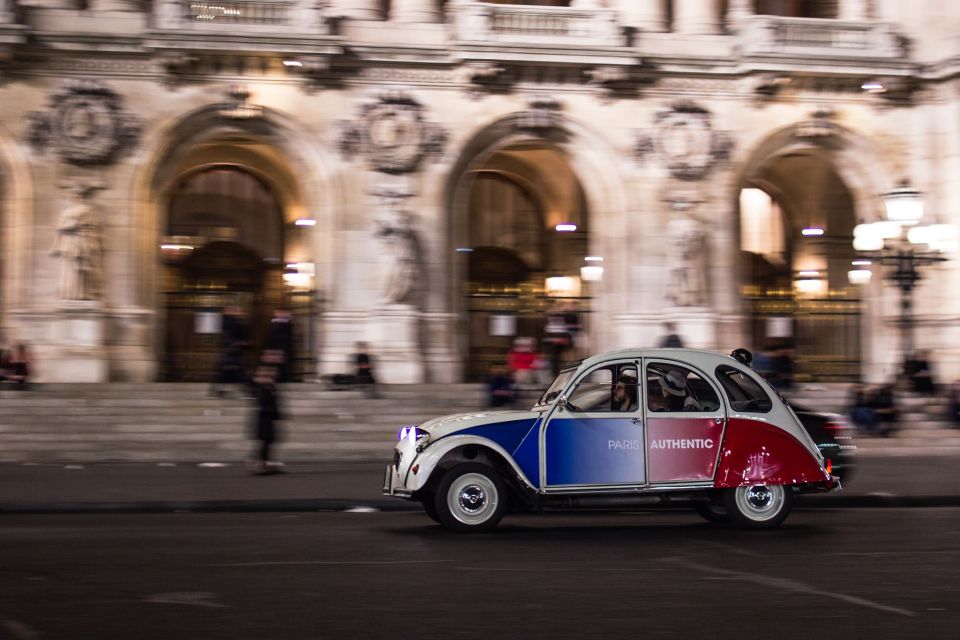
[790,403,857,484]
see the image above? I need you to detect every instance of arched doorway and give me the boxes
[456,143,591,382]
[161,165,311,381]
[739,151,862,381]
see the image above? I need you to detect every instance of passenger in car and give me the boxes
[649,369,700,412]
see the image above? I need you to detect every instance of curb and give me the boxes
[2,495,960,514]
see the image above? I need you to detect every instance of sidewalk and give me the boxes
[1,456,958,514]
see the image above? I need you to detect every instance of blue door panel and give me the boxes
[545,418,645,486]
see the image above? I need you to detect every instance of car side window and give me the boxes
[715,365,773,413]
[646,363,721,413]
[567,364,638,413]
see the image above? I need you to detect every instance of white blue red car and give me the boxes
[383,348,839,532]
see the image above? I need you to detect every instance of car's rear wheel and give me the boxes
[723,484,792,529]
[434,464,506,533]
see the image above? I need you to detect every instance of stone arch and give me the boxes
[439,111,629,379]
[127,104,344,379]
[0,123,36,342]
[726,120,898,380]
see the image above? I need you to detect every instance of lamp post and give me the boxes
[850,184,955,374]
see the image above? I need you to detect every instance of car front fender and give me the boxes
[404,434,538,494]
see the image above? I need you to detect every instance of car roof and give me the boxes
[573,348,743,372]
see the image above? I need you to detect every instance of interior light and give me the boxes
[283,60,303,68]
[295,218,317,226]
[160,244,194,251]
[848,269,872,285]
[580,266,604,282]
[801,227,824,236]
[584,256,604,262]
[851,260,872,266]
[455,247,474,253]
[798,270,820,277]
[861,81,885,93]
[555,223,578,232]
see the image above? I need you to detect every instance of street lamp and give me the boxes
[850,184,956,374]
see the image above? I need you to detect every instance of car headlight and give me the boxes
[397,426,430,446]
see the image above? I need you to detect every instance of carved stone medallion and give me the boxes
[27,80,140,167]
[339,91,447,175]
[636,102,732,181]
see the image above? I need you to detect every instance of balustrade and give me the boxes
[454,1,620,46]
[741,15,902,58]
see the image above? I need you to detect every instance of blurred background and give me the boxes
[1,1,960,461]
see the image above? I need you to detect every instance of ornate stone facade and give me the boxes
[0,1,959,384]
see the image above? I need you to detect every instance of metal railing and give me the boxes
[184,1,294,26]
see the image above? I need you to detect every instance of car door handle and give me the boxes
[714,418,724,425]
[632,418,641,425]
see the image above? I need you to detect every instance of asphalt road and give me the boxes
[1,508,958,640]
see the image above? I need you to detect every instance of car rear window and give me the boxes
[715,365,773,413]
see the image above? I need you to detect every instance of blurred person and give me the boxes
[658,321,685,348]
[543,310,572,375]
[0,346,10,383]
[267,308,295,382]
[486,363,517,408]
[770,342,795,391]
[209,306,250,399]
[873,382,898,438]
[508,337,536,388]
[354,341,378,398]
[7,344,32,390]
[906,350,936,395]
[849,384,878,435]
[247,362,283,475]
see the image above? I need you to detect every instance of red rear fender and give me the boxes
[715,418,830,488]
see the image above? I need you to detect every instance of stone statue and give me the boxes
[50,184,104,301]
[665,210,706,307]
[375,195,420,306]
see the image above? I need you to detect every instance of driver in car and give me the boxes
[613,370,639,412]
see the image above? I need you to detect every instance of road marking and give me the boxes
[1,618,39,639]
[144,592,229,608]
[663,557,915,617]
[206,560,449,567]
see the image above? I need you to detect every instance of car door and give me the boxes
[543,362,646,488]
[644,359,725,484]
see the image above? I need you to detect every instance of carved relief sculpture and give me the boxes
[338,91,447,174]
[50,184,105,302]
[373,189,421,306]
[635,102,732,181]
[27,79,140,167]
[665,208,706,307]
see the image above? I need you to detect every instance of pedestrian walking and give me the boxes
[267,308,295,382]
[247,362,283,475]
[658,321,685,348]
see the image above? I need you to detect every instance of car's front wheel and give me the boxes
[723,484,793,529]
[434,464,507,533]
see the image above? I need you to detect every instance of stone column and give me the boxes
[1,0,13,23]
[838,0,869,20]
[616,0,668,32]
[726,0,752,30]
[391,0,440,23]
[673,0,720,35]
[333,0,381,21]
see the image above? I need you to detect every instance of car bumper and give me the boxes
[383,463,413,499]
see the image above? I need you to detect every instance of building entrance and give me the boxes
[160,165,314,381]
[739,152,862,382]
[458,144,591,383]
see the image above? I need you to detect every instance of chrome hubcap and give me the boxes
[458,485,487,513]
[447,472,499,526]
[735,484,785,522]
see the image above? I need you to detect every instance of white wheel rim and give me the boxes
[734,484,785,522]
[447,473,499,526]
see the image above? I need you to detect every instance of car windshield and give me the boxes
[536,366,578,406]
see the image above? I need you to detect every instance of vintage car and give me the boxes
[383,348,839,532]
